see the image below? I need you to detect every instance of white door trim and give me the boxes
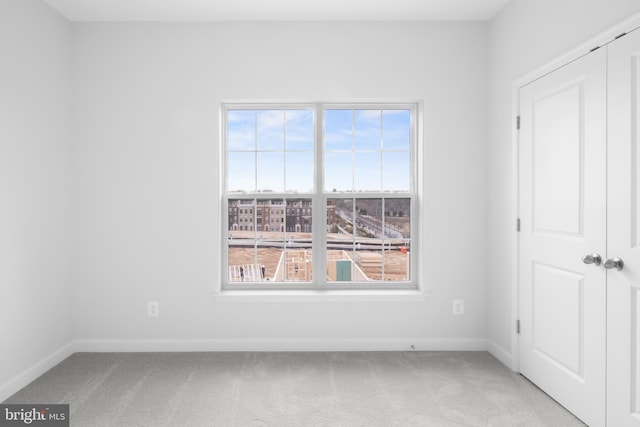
[509,11,640,373]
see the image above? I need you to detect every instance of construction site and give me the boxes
[227,198,411,283]
[227,232,410,283]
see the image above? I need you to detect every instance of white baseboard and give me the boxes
[0,341,75,403]
[487,340,513,370]
[74,338,492,353]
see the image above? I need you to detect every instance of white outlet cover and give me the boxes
[148,301,159,317]
[452,299,464,315]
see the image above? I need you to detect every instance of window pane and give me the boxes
[228,152,255,192]
[227,199,256,282]
[383,198,411,239]
[326,198,355,282]
[257,152,284,192]
[354,110,381,151]
[326,198,353,238]
[286,151,313,193]
[286,110,314,151]
[383,249,410,281]
[227,198,315,283]
[356,198,383,237]
[286,199,312,233]
[383,110,411,150]
[383,152,411,192]
[326,197,411,283]
[257,110,284,151]
[283,245,312,282]
[325,110,352,150]
[354,152,381,191]
[227,110,256,151]
[383,198,411,282]
[255,199,285,234]
[255,199,285,282]
[284,199,312,282]
[238,199,256,234]
[228,247,253,282]
[354,198,384,280]
[325,152,352,192]
[256,248,278,282]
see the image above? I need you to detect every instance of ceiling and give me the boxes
[42,0,511,22]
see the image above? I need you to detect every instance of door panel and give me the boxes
[607,28,640,427]
[634,289,640,415]
[519,48,607,427]
[533,83,583,236]
[532,263,584,376]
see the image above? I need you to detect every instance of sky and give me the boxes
[227,108,412,193]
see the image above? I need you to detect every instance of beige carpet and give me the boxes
[4,351,585,426]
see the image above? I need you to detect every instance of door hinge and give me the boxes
[516,320,521,334]
[516,218,521,232]
[516,115,521,130]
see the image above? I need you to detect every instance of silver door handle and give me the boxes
[582,253,602,266]
[603,257,624,271]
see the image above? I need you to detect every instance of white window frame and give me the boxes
[220,101,420,291]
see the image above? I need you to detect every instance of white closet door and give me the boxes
[518,48,607,427]
[607,28,640,427]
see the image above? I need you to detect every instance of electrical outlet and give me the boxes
[147,301,159,317]
[452,299,464,316]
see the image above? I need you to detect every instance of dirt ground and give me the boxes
[228,247,410,281]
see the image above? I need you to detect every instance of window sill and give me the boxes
[213,289,429,302]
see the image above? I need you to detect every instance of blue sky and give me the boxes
[227,109,411,193]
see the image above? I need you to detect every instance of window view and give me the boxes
[223,104,415,288]
[324,109,411,192]
[227,109,314,193]
[326,198,411,283]
[228,198,312,282]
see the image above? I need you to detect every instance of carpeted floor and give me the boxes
[4,351,585,426]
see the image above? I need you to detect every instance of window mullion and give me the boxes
[313,104,325,289]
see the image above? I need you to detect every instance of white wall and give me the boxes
[5,0,639,399]
[71,22,489,348]
[0,0,73,398]
[3,0,637,395]
[487,0,640,365]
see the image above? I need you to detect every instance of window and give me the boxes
[222,103,417,290]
